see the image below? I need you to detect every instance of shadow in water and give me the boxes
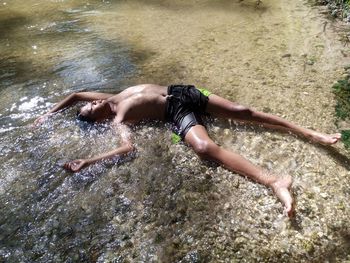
[319,144,350,171]
[0,14,30,38]
[122,0,268,13]
[51,37,138,91]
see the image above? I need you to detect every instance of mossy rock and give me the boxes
[341,130,350,149]
[332,76,350,150]
[333,76,350,120]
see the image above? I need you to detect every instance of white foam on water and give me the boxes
[0,126,16,133]
[0,168,19,195]
[18,96,45,111]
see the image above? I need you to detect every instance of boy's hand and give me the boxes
[33,114,50,127]
[64,159,89,172]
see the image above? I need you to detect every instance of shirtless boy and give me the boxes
[34,84,341,217]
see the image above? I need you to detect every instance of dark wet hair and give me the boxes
[76,110,94,123]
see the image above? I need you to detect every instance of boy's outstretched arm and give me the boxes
[33,91,115,125]
[64,122,134,172]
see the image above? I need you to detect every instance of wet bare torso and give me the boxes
[106,84,168,123]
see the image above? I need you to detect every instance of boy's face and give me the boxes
[79,100,107,121]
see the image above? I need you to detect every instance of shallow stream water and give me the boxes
[1,0,350,262]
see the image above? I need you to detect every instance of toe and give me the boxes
[284,204,295,218]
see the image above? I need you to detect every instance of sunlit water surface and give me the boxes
[0,0,350,262]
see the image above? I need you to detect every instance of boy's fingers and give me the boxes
[63,162,73,171]
[63,160,84,172]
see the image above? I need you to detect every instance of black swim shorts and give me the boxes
[165,84,209,139]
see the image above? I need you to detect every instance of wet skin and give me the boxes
[78,84,168,123]
[79,99,114,122]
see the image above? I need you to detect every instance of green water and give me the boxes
[0,0,350,262]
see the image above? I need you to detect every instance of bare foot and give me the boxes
[271,175,294,217]
[310,132,341,145]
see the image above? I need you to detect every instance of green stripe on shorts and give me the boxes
[197,87,212,97]
[171,132,182,144]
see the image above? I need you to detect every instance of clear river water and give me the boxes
[0,0,350,262]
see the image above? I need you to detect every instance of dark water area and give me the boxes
[0,2,142,261]
[1,0,350,262]
[0,1,138,132]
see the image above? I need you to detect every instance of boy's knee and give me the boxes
[192,139,217,158]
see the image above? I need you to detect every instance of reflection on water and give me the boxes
[53,38,135,89]
[1,0,350,262]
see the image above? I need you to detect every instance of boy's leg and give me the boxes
[206,94,340,145]
[185,125,294,216]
